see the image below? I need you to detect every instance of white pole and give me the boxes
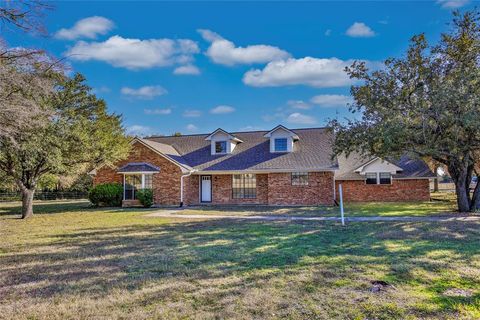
[339,184,345,226]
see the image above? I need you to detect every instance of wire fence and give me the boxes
[0,191,88,202]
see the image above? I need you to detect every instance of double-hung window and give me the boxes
[292,172,309,186]
[232,174,256,199]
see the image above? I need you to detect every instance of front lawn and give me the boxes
[1,200,478,319]
[177,192,457,217]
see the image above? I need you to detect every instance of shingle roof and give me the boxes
[335,153,436,180]
[117,162,160,173]
[144,127,338,172]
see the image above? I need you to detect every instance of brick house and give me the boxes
[91,125,435,207]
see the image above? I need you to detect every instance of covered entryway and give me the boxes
[201,175,212,202]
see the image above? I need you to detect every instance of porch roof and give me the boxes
[117,162,160,173]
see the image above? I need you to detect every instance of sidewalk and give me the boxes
[145,211,480,222]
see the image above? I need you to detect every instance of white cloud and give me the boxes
[286,113,317,125]
[183,109,202,117]
[144,108,172,115]
[210,105,235,114]
[310,94,353,107]
[287,100,312,110]
[173,64,200,75]
[239,125,264,131]
[126,125,157,137]
[55,16,114,40]
[66,35,199,70]
[198,29,290,66]
[324,29,332,36]
[437,0,470,8]
[121,85,167,99]
[243,57,354,88]
[186,124,198,132]
[346,22,375,38]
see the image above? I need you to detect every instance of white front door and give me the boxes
[201,176,212,202]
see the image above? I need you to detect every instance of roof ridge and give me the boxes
[145,126,330,139]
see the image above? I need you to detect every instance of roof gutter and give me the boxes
[180,169,197,207]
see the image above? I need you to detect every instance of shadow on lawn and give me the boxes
[1,217,479,315]
[0,201,147,217]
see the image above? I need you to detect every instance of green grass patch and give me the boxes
[0,199,478,319]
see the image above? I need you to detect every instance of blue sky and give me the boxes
[4,0,474,136]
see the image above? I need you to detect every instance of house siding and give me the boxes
[335,179,430,202]
[93,142,183,206]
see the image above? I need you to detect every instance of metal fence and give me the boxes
[0,191,88,202]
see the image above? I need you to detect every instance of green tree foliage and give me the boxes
[330,10,480,212]
[88,183,123,207]
[0,73,130,218]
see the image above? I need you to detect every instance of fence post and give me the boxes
[339,184,345,226]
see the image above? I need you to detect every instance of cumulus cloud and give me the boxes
[346,22,375,38]
[186,124,198,132]
[286,113,317,125]
[437,0,469,8]
[287,100,312,110]
[55,16,114,40]
[173,64,200,75]
[144,108,172,115]
[66,35,199,70]
[197,29,290,66]
[243,57,354,88]
[310,94,353,107]
[210,105,235,114]
[121,85,167,99]
[126,125,157,137]
[183,109,202,117]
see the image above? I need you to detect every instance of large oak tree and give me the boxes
[0,72,130,218]
[330,10,480,213]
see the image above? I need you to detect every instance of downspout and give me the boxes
[180,170,196,207]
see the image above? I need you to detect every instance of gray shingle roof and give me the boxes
[144,127,338,172]
[335,153,436,180]
[117,162,160,173]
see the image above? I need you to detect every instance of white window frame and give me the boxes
[214,141,227,154]
[364,172,392,185]
[123,172,153,200]
[274,138,288,152]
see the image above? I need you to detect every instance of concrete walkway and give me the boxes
[145,211,480,223]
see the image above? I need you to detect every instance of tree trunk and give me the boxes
[433,165,439,192]
[449,163,472,213]
[470,178,480,212]
[21,188,35,219]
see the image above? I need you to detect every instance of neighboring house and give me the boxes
[91,125,435,207]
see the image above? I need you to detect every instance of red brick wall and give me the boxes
[335,179,430,202]
[267,172,335,205]
[93,142,183,205]
[184,174,269,205]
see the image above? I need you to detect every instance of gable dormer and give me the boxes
[264,125,299,153]
[354,157,403,175]
[205,128,243,155]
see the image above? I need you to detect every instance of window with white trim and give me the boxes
[274,138,288,152]
[124,173,153,200]
[292,172,308,186]
[379,172,392,184]
[215,141,227,154]
[365,172,392,185]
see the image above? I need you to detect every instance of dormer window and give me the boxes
[274,138,288,152]
[215,141,227,154]
[205,128,243,155]
[264,125,299,153]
